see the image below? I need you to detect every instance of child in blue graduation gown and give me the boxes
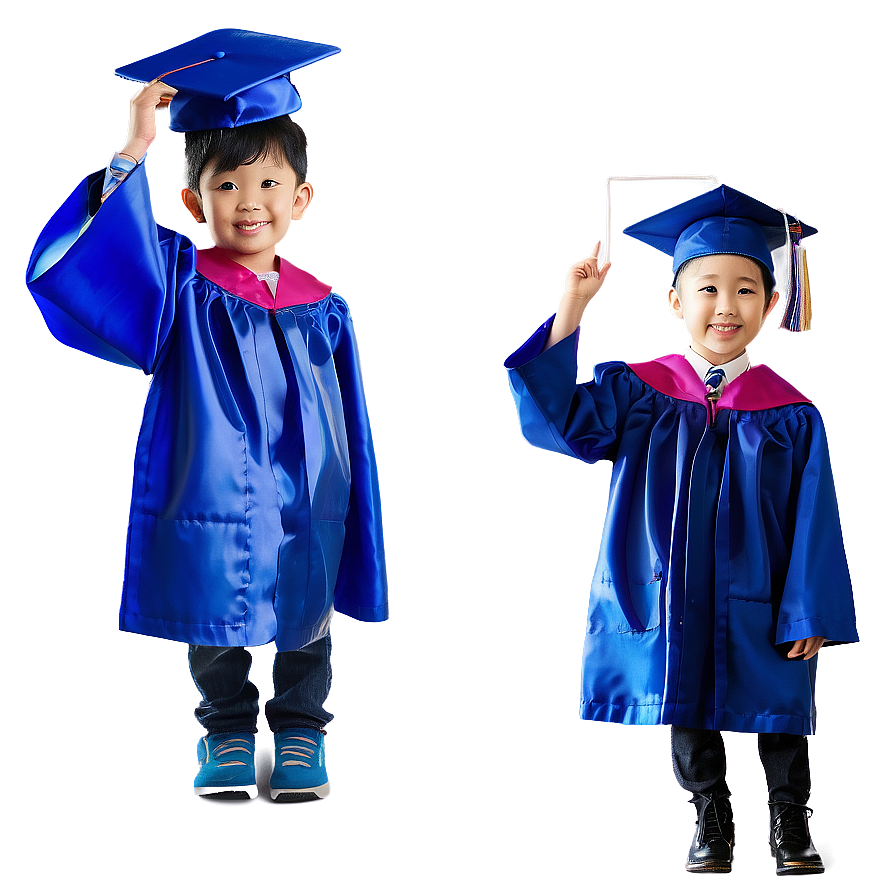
[26,31,387,802]
[505,185,857,875]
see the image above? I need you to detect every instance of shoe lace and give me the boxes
[210,736,252,768]
[692,794,732,844]
[279,734,317,768]
[770,802,813,843]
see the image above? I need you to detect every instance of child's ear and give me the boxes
[668,288,684,319]
[181,188,205,223]
[762,291,780,322]
[292,182,314,221]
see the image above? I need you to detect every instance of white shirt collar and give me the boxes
[685,346,751,385]
[256,270,280,298]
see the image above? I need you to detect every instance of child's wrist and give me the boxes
[120,139,150,162]
[558,292,591,320]
[107,150,141,174]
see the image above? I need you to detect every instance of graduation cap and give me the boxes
[624,184,816,331]
[115,29,340,133]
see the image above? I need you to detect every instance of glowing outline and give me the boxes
[604,174,719,263]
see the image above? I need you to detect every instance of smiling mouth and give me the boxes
[236,222,270,231]
[710,324,741,332]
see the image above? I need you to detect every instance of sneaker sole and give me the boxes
[270,781,330,802]
[194,785,258,800]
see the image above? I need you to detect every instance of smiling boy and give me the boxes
[179,121,312,274]
[506,184,857,875]
[670,254,777,365]
[27,31,387,802]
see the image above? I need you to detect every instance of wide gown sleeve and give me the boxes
[505,316,634,463]
[26,164,193,374]
[331,306,388,622]
[776,408,858,645]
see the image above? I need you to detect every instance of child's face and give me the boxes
[668,254,779,364]
[182,155,312,273]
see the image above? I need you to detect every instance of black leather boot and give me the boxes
[686,792,734,873]
[768,801,825,875]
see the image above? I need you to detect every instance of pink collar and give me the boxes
[629,354,811,410]
[195,247,332,310]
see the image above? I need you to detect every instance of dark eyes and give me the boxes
[215,180,280,190]
[698,285,756,295]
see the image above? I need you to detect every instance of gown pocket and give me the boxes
[587,569,663,634]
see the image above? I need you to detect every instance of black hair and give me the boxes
[184,115,308,193]
[672,254,776,310]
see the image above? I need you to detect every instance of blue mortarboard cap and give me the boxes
[622,184,817,281]
[115,29,340,132]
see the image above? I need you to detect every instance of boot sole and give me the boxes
[687,862,732,874]
[771,846,824,874]
[772,855,824,877]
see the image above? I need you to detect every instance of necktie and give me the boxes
[704,366,726,427]
[704,366,726,399]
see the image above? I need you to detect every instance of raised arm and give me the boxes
[544,241,611,349]
[26,80,192,374]
[122,80,177,161]
[103,81,177,201]
[504,242,635,464]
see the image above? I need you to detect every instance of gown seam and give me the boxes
[132,509,246,523]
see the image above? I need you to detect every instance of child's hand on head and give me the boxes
[545,241,611,349]
[121,81,178,162]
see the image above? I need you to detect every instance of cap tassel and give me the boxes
[154,54,224,84]
[780,219,812,332]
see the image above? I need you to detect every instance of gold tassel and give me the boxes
[780,219,812,332]
[798,246,812,330]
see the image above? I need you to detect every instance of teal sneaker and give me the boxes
[269,728,330,802]
[194,733,257,800]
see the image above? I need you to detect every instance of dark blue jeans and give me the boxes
[671,725,811,804]
[188,634,333,734]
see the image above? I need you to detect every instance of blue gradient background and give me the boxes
[8,2,883,891]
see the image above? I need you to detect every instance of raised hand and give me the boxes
[545,241,611,349]
[563,241,611,306]
[120,80,178,162]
